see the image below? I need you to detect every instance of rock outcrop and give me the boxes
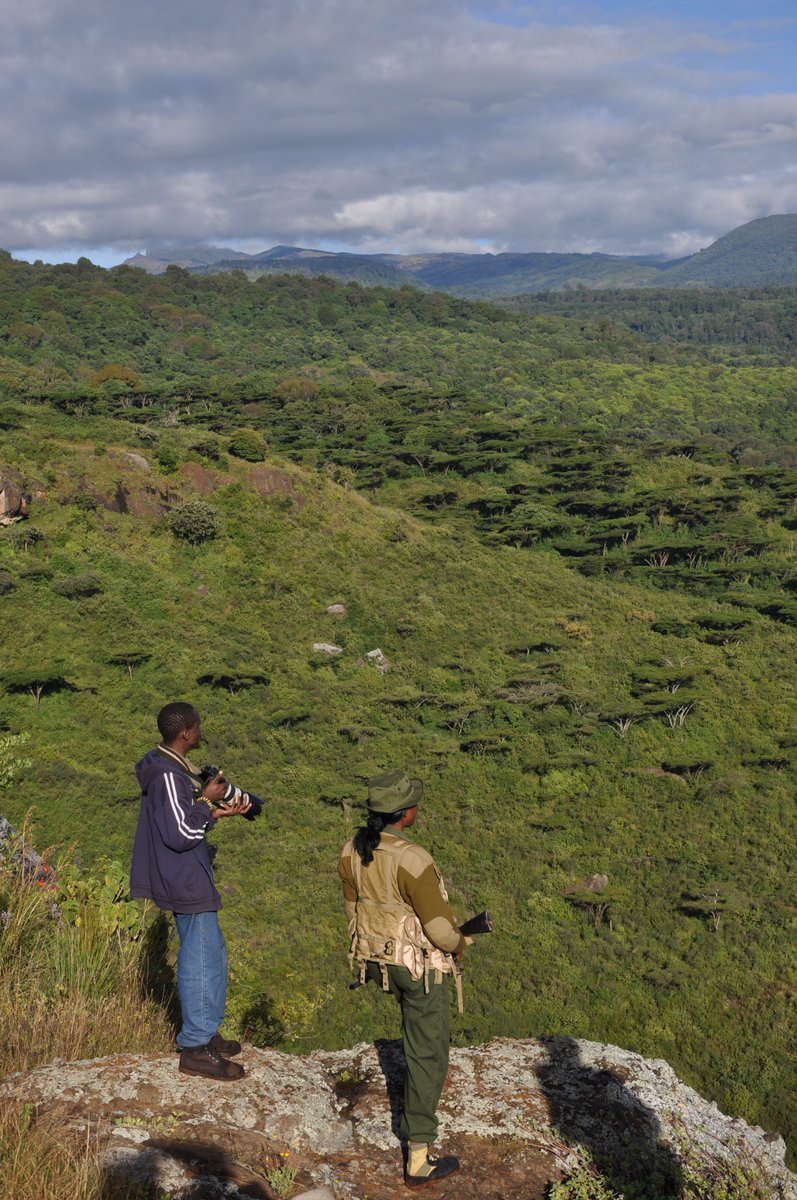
[0,469,29,524]
[1,1036,793,1199]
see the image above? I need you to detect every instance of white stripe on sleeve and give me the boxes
[164,772,206,841]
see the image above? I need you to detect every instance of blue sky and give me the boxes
[5,0,797,265]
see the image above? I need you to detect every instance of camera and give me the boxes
[198,764,263,821]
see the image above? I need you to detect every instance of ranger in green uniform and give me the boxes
[338,770,469,1188]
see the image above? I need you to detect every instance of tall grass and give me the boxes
[0,831,174,1197]
[0,847,174,1075]
[0,1103,140,1200]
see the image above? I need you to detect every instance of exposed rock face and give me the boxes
[0,1037,793,1199]
[247,463,302,505]
[0,469,29,524]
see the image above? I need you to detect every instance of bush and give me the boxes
[228,427,267,462]
[0,570,16,595]
[651,617,694,637]
[3,525,43,551]
[192,435,222,461]
[18,563,51,581]
[168,500,220,545]
[51,572,102,598]
[72,490,98,513]
[156,443,180,472]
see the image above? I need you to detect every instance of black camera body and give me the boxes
[198,764,263,821]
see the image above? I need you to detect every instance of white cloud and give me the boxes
[2,0,797,258]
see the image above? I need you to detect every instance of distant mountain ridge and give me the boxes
[123,215,797,295]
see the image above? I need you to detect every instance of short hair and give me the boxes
[157,702,200,741]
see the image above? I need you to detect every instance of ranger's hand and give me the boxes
[453,936,472,964]
[455,936,474,963]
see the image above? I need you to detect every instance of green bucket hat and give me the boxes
[367,769,424,814]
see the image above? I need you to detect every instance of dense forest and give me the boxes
[2,258,797,1181]
[504,283,797,365]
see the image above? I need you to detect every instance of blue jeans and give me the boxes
[174,911,228,1048]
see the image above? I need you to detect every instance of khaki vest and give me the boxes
[344,835,454,985]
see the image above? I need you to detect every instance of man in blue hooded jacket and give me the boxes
[131,701,252,1081]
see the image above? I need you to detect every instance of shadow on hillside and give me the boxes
[238,992,285,1047]
[537,1035,683,1197]
[100,1138,269,1198]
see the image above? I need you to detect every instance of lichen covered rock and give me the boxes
[0,1038,793,1199]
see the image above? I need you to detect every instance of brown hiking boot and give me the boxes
[208,1032,242,1057]
[178,1043,245,1080]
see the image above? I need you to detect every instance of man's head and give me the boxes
[157,702,201,749]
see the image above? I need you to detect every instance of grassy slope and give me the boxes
[2,405,797,1153]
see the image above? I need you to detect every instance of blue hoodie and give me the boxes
[130,748,221,913]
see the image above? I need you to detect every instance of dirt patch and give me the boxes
[181,461,232,495]
[180,460,300,505]
[96,481,178,518]
[247,464,303,504]
[327,1134,557,1200]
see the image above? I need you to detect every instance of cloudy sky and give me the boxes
[5,0,797,265]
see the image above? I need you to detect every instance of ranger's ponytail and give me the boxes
[353,809,405,865]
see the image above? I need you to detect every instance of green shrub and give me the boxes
[168,499,220,545]
[18,563,51,581]
[51,572,102,598]
[651,617,694,637]
[192,435,222,461]
[0,832,174,1085]
[72,490,98,513]
[228,427,267,462]
[3,525,43,551]
[156,442,180,472]
[550,1167,621,1199]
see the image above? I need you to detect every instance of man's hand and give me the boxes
[214,793,253,819]
[201,771,229,805]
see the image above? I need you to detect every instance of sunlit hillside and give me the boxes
[2,264,797,1160]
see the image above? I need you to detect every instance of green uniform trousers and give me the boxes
[366,960,450,1144]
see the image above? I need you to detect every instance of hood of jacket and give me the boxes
[136,747,179,791]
